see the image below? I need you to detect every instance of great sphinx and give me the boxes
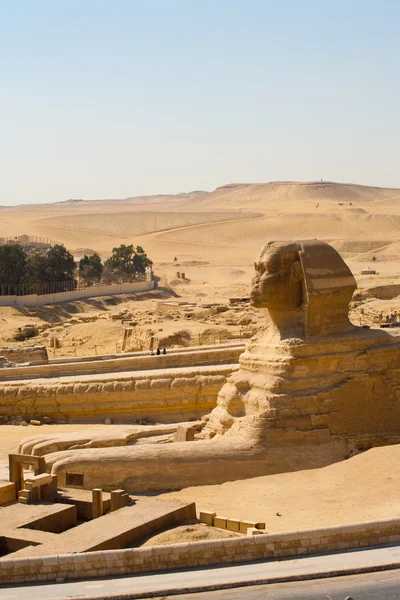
[19,240,400,492]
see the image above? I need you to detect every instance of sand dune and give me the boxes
[34,210,254,245]
[1,181,400,264]
[184,181,400,210]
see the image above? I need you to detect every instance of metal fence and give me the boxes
[0,275,147,297]
[0,235,53,246]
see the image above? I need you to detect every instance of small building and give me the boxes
[360,267,377,275]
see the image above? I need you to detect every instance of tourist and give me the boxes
[156,348,161,355]
[162,347,167,355]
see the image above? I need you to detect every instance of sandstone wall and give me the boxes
[0,365,236,423]
[0,343,243,382]
[0,517,398,585]
[365,283,400,300]
[0,345,48,366]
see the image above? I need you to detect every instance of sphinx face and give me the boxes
[250,243,303,310]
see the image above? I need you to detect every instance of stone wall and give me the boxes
[365,283,400,300]
[0,346,48,366]
[0,365,236,422]
[0,280,154,307]
[0,518,398,585]
[0,343,243,382]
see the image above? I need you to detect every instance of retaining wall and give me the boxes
[0,281,154,307]
[0,518,399,585]
[0,364,236,422]
[366,283,400,300]
[0,345,48,366]
[0,344,243,382]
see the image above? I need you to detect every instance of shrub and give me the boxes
[13,326,39,342]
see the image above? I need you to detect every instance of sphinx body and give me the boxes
[25,240,400,492]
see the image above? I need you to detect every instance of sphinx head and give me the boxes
[250,240,357,337]
[251,241,304,311]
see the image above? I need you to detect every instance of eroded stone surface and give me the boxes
[0,366,232,423]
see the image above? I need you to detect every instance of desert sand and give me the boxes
[2,180,400,265]
[162,446,400,533]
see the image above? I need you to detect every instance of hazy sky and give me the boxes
[1,0,400,205]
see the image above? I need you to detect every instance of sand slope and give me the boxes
[163,445,400,533]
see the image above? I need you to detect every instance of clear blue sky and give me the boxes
[1,0,400,204]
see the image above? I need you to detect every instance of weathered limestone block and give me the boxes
[213,516,228,529]
[247,528,262,536]
[226,519,241,532]
[0,481,16,505]
[57,385,73,395]
[103,382,115,393]
[239,520,259,533]
[0,345,48,365]
[135,379,150,390]
[0,364,232,423]
[150,378,172,390]
[199,511,216,526]
[174,424,197,442]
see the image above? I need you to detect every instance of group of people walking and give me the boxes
[150,347,167,355]
[380,311,398,324]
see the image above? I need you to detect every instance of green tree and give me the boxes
[46,245,76,282]
[78,253,103,285]
[24,253,49,284]
[0,244,27,286]
[25,244,76,284]
[103,244,152,283]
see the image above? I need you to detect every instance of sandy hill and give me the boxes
[152,181,400,262]
[185,181,400,211]
[1,181,400,264]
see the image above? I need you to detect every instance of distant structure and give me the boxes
[360,267,377,275]
[145,265,153,282]
[0,235,53,252]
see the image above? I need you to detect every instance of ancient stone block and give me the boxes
[92,489,103,519]
[199,511,216,526]
[239,520,258,533]
[213,516,228,529]
[247,527,263,536]
[0,481,16,505]
[226,519,241,532]
[174,425,197,442]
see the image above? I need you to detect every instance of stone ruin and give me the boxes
[18,240,400,492]
[0,345,48,366]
